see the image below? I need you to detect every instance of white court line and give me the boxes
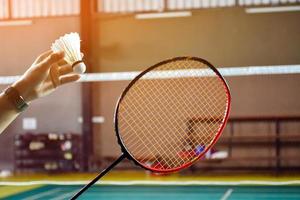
[1,180,300,186]
[49,189,79,200]
[22,188,62,200]
[220,188,233,200]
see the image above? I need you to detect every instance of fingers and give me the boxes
[58,64,73,76]
[57,58,68,66]
[60,74,80,85]
[49,63,60,88]
[37,50,67,66]
[50,64,79,88]
[39,51,65,72]
[34,50,52,64]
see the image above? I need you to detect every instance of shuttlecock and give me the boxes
[51,32,86,74]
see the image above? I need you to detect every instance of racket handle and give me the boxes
[70,153,126,200]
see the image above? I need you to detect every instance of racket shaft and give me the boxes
[71,153,126,200]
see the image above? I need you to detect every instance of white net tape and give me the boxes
[117,58,229,171]
[0,65,299,85]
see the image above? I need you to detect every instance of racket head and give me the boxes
[114,57,231,173]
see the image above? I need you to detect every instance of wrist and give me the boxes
[3,86,29,112]
[12,79,31,103]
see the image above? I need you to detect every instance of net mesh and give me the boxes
[117,58,229,171]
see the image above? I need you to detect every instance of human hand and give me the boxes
[12,50,80,103]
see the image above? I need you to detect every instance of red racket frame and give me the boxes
[114,56,231,173]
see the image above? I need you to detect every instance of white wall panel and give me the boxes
[2,0,299,18]
[185,0,194,8]
[0,0,9,19]
[168,0,177,9]
[128,0,135,12]
[193,0,202,8]
[135,0,144,11]
[9,0,79,18]
[271,0,280,4]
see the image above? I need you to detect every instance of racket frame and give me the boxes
[114,56,231,173]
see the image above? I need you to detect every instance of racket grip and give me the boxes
[70,153,126,200]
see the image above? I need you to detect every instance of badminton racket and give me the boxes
[71,57,231,199]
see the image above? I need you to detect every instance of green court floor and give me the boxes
[3,185,300,200]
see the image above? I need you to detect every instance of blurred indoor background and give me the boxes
[0,0,299,199]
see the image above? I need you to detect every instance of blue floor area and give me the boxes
[4,185,300,200]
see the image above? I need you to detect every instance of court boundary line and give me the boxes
[220,188,233,200]
[48,189,79,200]
[22,188,62,200]
[1,180,300,186]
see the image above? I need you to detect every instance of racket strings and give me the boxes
[118,59,229,171]
[121,82,188,168]
[120,66,224,168]
[132,76,224,167]
[121,77,198,167]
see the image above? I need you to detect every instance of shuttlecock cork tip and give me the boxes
[72,61,86,74]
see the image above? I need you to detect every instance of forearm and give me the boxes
[0,92,20,134]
